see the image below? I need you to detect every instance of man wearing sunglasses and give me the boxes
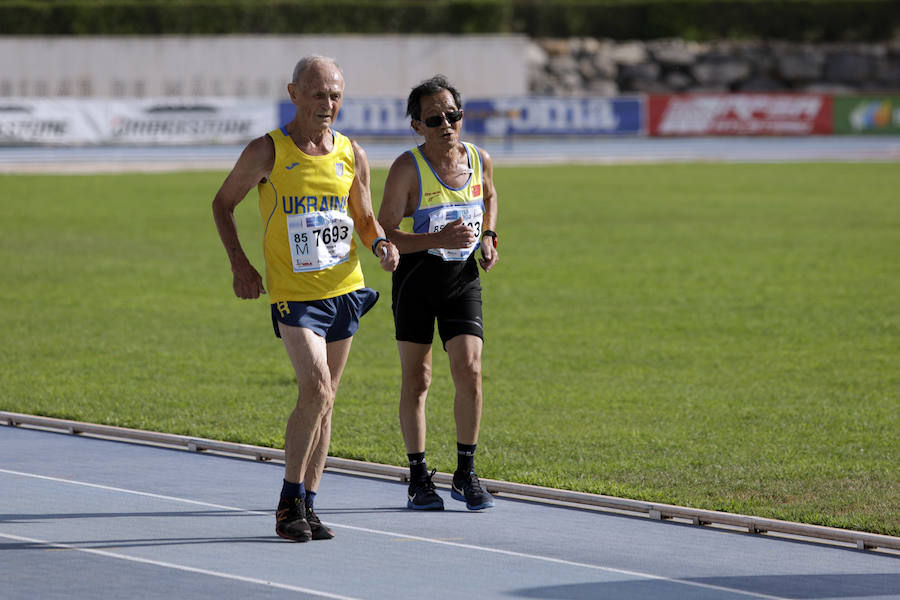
[377,75,500,511]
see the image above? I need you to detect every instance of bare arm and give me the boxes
[478,147,499,272]
[211,135,273,299]
[377,152,475,254]
[347,139,399,271]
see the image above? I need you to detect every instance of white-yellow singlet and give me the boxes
[400,142,485,261]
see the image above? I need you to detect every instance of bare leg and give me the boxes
[279,324,350,486]
[445,334,483,445]
[303,336,353,491]
[397,341,433,454]
[444,334,493,509]
[398,340,445,510]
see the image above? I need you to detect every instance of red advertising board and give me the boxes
[648,94,833,136]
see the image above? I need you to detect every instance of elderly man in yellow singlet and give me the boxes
[212,55,399,541]
[377,75,499,511]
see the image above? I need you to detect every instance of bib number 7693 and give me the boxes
[287,210,354,272]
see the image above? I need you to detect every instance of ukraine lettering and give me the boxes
[282,195,348,214]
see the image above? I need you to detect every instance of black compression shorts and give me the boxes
[391,251,483,349]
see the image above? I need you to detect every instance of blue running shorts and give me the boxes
[271,287,379,342]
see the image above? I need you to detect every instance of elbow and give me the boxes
[211,195,232,227]
[211,198,222,224]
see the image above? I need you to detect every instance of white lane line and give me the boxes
[1,468,788,600]
[330,522,788,600]
[0,468,269,515]
[0,532,360,600]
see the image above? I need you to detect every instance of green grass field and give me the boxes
[1,162,897,536]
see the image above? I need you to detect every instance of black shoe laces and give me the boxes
[413,469,439,494]
[464,471,486,494]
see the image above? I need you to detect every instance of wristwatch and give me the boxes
[482,230,498,248]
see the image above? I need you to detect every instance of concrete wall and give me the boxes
[0,35,531,99]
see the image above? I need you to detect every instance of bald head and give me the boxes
[292,55,343,87]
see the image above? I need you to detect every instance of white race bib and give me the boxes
[427,205,483,261]
[286,210,354,272]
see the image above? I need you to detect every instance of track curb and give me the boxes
[3,410,898,554]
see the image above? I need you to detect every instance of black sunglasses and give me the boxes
[420,109,463,128]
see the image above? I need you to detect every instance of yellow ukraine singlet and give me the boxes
[258,127,364,302]
[401,142,485,261]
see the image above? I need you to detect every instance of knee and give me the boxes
[298,378,335,416]
[451,354,481,383]
[408,374,432,399]
[403,365,432,399]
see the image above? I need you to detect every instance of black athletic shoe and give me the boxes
[306,507,334,540]
[451,470,495,510]
[275,497,312,542]
[407,469,444,510]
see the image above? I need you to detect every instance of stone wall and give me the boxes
[530,39,900,95]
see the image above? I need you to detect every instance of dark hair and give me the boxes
[406,75,462,121]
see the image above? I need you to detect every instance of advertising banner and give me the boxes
[279,97,643,137]
[96,100,277,145]
[0,100,97,144]
[648,94,833,136]
[0,99,278,145]
[834,96,900,135]
[462,97,643,136]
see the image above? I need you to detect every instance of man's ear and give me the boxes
[410,120,424,136]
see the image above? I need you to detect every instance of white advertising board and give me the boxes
[0,99,278,145]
